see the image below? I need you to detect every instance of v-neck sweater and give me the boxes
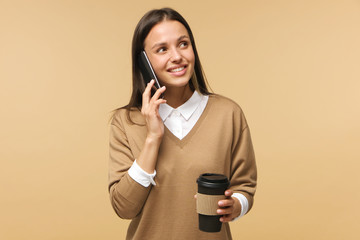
[159,90,208,140]
[109,94,257,240]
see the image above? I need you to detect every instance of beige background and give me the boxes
[1,0,359,239]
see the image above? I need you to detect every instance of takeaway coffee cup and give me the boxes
[196,173,230,232]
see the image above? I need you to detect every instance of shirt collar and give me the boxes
[159,91,203,121]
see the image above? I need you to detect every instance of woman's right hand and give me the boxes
[136,80,166,174]
[141,80,167,141]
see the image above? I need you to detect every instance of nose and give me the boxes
[169,48,182,63]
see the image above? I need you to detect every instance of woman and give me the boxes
[109,8,257,240]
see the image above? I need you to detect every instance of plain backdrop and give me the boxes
[1,0,360,239]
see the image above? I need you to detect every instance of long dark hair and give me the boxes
[121,8,211,122]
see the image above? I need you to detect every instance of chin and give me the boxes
[167,80,191,88]
[160,75,192,88]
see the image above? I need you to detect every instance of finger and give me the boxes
[216,203,234,214]
[224,189,233,197]
[154,98,167,107]
[142,80,155,107]
[147,86,166,115]
[220,214,233,223]
[218,198,235,208]
[151,85,166,102]
[145,79,155,94]
[146,96,166,116]
[216,208,233,215]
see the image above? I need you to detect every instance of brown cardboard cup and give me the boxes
[196,173,230,232]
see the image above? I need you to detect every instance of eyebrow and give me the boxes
[151,35,190,49]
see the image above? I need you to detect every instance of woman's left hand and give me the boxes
[217,190,241,222]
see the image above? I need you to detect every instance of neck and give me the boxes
[163,84,193,108]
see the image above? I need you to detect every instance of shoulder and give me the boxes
[208,94,244,114]
[207,94,249,130]
[111,107,144,128]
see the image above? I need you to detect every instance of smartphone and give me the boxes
[138,51,162,93]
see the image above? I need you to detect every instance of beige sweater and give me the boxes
[109,94,257,240]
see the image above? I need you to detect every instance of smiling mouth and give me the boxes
[168,65,187,73]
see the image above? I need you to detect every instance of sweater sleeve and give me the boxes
[108,112,152,219]
[229,108,257,212]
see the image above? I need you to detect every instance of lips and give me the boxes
[167,64,187,76]
[169,66,185,72]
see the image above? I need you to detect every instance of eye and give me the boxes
[179,41,189,48]
[157,47,167,53]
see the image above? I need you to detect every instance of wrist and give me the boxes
[232,197,241,219]
[136,135,162,174]
[145,134,163,146]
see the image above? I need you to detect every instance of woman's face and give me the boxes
[143,20,195,89]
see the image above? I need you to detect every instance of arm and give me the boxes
[230,123,257,211]
[109,119,151,219]
[217,108,257,222]
[137,80,166,173]
[109,80,166,219]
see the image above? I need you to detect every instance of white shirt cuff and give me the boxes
[231,193,249,221]
[128,160,156,187]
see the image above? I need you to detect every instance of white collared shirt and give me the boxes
[127,91,248,218]
[158,90,208,140]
